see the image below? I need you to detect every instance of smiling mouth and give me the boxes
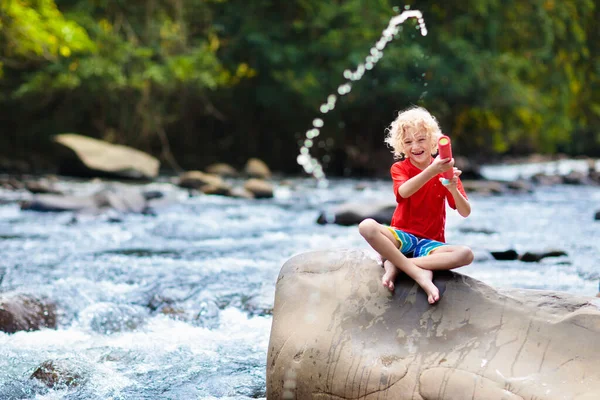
[412,151,425,156]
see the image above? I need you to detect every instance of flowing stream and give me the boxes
[0,173,598,399]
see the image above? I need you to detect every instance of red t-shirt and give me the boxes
[390,158,467,243]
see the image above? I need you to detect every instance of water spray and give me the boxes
[296,7,428,186]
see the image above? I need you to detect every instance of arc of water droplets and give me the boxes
[296,9,428,187]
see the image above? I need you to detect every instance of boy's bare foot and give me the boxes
[414,269,440,304]
[381,260,398,292]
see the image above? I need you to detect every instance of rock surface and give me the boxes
[20,188,163,214]
[0,294,57,333]
[54,134,159,179]
[267,249,600,400]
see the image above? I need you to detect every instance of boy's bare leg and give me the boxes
[381,260,399,291]
[359,219,440,304]
[411,246,474,271]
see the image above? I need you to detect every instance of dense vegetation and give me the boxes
[0,0,597,175]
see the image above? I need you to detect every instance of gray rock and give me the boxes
[54,134,159,179]
[267,249,600,399]
[0,294,57,334]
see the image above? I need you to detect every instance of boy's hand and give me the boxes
[429,155,454,176]
[440,168,462,190]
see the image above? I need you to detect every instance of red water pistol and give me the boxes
[438,135,453,183]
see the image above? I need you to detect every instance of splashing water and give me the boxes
[296,7,428,186]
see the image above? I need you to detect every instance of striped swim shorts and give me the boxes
[386,227,447,258]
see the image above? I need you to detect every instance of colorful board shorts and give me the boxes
[386,227,447,258]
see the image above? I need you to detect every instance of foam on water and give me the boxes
[480,159,600,181]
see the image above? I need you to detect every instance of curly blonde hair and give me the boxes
[384,106,442,159]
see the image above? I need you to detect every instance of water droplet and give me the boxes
[313,118,324,128]
[304,139,313,148]
[297,154,307,165]
[405,5,410,10]
[320,104,329,113]
[327,95,337,104]
[343,69,352,79]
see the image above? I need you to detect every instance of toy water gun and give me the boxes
[438,135,453,184]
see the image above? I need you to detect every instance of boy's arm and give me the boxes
[448,187,471,217]
[441,168,471,217]
[398,156,453,198]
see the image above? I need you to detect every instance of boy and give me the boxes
[358,106,473,304]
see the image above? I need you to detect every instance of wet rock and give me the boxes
[458,227,497,235]
[54,134,159,179]
[461,180,506,195]
[490,249,519,260]
[0,294,57,333]
[531,173,562,186]
[316,201,395,226]
[506,179,534,193]
[159,305,186,320]
[79,302,146,334]
[20,188,163,214]
[24,180,63,195]
[245,158,271,179]
[205,163,238,177]
[20,194,96,212]
[0,176,24,190]
[519,250,568,262]
[244,179,274,199]
[30,360,84,388]
[562,170,589,185]
[267,249,600,399]
[178,171,232,195]
[229,186,255,199]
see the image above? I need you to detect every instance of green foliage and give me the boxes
[0,0,95,75]
[0,0,597,172]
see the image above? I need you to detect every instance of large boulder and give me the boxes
[54,134,159,179]
[267,249,600,399]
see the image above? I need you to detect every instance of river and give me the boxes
[0,169,598,399]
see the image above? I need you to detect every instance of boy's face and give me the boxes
[401,130,433,167]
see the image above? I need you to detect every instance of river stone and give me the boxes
[30,360,84,388]
[245,158,271,179]
[54,134,159,179]
[244,178,274,199]
[205,163,239,177]
[0,294,57,333]
[266,249,600,399]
